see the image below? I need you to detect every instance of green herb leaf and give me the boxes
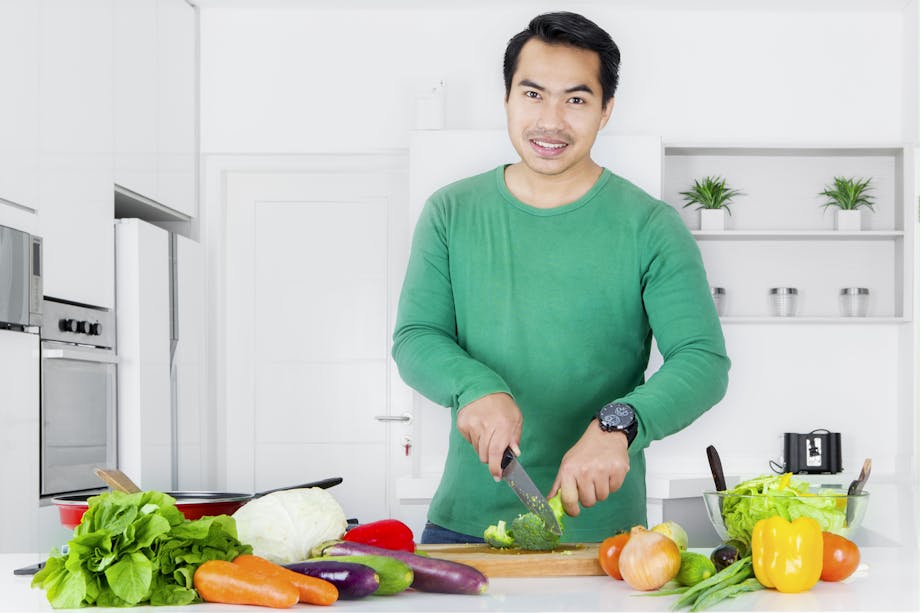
[104,552,153,604]
[32,490,252,608]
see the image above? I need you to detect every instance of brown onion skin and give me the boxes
[618,525,681,591]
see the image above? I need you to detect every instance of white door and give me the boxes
[224,162,412,524]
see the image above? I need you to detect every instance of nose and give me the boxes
[536,99,566,130]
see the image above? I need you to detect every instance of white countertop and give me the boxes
[4,547,918,612]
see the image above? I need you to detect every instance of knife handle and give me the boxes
[501,447,515,470]
[706,445,727,492]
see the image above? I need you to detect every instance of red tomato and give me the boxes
[821,532,860,582]
[598,532,631,580]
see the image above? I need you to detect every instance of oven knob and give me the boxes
[89,322,102,336]
[59,318,78,333]
[76,321,91,334]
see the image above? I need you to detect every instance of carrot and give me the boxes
[234,554,339,606]
[193,559,298,609]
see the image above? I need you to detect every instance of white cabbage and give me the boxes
[232,487,347,564]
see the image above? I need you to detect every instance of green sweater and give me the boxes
[392,166,729,541]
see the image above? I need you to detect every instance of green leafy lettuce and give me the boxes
[722,474,846,546]
[32,491,252,608]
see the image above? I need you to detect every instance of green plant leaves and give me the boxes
[32,491,252,609]
[105,552,153,604]
[680,176,744,215]
[820,176,874,211]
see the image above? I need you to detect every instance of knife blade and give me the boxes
[500,447,562,536]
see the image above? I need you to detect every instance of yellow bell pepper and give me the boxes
[751,516,823,593]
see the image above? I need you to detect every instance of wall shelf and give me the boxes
[719,316,910,324]
[692,230,904,241]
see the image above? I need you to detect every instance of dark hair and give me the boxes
[503,12,620,107]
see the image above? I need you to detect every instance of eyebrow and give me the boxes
[517,79,595,96]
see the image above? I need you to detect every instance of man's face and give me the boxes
[505,38,613,179]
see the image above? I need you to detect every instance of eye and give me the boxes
[524,90,541,100]
[569,96,586,105]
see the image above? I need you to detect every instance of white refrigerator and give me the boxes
[114,218,208,491]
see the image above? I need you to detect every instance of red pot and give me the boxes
[51,478,343,529]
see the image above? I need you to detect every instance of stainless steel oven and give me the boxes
[40,298,117,496]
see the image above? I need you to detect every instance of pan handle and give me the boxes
[254,477,343,498]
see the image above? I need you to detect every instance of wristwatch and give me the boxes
[596,402,638,447]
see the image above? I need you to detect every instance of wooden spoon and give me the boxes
[94,467,142,493]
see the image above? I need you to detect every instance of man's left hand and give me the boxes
[548,424,630,517]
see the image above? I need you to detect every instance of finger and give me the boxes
[477,430,492,466]
[547,476,561,500]
[487,436,507,482]
[578,480,598,509]
[558,475,581,517]
[594,479,611,503]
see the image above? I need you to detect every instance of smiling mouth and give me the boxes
[529,139,569,156]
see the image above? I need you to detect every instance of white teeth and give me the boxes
[534,140,566,149]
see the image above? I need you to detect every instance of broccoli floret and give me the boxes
[508,492,566,551]
[483,519,515,548]
[483,493,567,551]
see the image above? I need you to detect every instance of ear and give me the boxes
[598,97,615,130]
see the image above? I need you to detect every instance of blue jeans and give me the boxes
[420,522,485,544]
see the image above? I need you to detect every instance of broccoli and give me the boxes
[483,493,567,551]
[483,519,515,548]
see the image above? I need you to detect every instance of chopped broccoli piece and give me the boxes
[483,519,515,548]
[510,512,560,551]
[483,493,567,551]
[547,492,565,523]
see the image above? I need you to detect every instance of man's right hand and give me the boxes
[456,392,523,481]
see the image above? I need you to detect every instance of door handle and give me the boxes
[374,413,413,424]
[42,348,119,364]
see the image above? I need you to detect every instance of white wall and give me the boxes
[200,2,914,153]
[198,1,918,540]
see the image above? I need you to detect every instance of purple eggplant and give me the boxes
[313,540,489,595]
[284,560,380,600]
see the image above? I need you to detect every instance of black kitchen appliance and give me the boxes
[783,430,842,474]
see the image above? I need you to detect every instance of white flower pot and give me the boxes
[700,209,726,231]
[835,209,862,231]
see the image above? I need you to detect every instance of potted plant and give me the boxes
[680,176,744,231]
[819,176,875,231]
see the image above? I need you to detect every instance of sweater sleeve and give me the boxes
[617,204,730,450]
[391,197,512,410]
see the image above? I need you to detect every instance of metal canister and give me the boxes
[769,287,798,317]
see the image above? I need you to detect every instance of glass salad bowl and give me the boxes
[702,476,869,546]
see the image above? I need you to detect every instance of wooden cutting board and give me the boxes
[418,543,604,577]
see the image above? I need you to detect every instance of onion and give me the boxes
[618,525,682,591]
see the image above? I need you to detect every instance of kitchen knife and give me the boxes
[500,447,562,536]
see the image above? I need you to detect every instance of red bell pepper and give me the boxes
[343,519,416,552]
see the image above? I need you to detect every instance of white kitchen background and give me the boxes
[0,0,917,553]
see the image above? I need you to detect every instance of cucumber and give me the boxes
[284,560,380,600]
[319,555,413,595]
[314,540,489,595]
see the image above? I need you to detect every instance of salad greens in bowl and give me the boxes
[702,473,868,547]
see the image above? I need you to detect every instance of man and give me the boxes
[392,11,729,544]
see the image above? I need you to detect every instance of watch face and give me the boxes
[599,403,634,431]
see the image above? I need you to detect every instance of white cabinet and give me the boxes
[115,219,172,491]
[0,330,40,553]
[38,0,115,308]
[114,0,197,218]
[0,0,40,227]
[156,0,197,217]
[114,0,158,200]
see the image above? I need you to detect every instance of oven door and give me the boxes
[40,343,118,496]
